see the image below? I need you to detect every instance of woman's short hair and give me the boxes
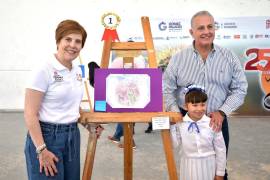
[55,19,87,48]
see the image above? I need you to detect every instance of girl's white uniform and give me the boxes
[170,114,226,180]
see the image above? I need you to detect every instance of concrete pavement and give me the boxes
[0,112,270,180]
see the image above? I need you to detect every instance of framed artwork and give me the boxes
[94,68,163,112]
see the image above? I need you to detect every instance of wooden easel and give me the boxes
[78,56,98,180]
[79,16,182,180]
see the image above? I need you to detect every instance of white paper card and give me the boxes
[152,116,170,130]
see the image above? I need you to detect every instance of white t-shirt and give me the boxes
[27,55,84,124]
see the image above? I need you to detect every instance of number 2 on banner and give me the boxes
[245,48,270,71]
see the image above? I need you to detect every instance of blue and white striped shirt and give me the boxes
[163,43,248,115]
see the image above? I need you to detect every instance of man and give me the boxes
[163,11,248,180]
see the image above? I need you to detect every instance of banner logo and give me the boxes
[266,19,270,29]
[158,21,167,31]
[245,48,270,110]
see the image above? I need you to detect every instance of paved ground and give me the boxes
[0,112,270,180]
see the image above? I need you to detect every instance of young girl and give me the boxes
[170,85,226,180]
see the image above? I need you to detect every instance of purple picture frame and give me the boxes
[94,68,163,112]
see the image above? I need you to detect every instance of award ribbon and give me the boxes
[101,12,121,42]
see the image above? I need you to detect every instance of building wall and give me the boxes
[1,0,270,110]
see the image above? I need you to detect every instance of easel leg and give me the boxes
[82,132,97,180]
[161,130,178,180]
[123,123,133,180]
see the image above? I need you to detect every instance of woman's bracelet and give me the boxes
[36,143,47,154]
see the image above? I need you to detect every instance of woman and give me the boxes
[24,19,102,180]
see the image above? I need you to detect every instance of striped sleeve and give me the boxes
[219,50,248,115]
[163,53,181,112]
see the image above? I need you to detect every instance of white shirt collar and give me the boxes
[183,114,209,123]
[51,54,69,71]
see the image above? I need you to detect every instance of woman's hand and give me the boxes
[38,149,59,176]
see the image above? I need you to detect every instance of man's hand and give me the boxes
[214,175,224,180]
[209,111,224,132]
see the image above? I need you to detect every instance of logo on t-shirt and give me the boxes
[76,73,82,81]
[53,71,63,82]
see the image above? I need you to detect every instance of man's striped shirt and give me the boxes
[163,44,248,115]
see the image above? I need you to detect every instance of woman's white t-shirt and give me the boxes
[27,55,83,124]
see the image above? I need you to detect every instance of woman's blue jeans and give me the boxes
[24,121,80,180]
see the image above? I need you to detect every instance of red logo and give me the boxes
[233,35,240,39]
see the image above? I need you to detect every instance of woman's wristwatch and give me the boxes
[36,143,47,155]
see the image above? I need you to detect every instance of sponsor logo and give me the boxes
[168,22,182,32]
[223,22,237,29]
[153,37,165,40]
[255,34,264,38]
[234,35,240,39]
[133,37,143,40]
[215,35,221,40]
[158,21,182,32]
[266,19,270,29]
[223,35,231,39]
[158,21,167,31]
[216,22,237,29]
[181,35,191,39]
[215,21,220,30]
[165,36,178,40]
[242,34,248,39]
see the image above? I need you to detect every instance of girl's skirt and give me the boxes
[179,155,215,180]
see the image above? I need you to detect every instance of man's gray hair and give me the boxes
[191,10,214,27]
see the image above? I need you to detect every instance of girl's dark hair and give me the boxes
[185,89,208,103]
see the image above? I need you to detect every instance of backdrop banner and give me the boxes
[119,16,270,116]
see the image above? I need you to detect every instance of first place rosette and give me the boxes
[101,12,121,42]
